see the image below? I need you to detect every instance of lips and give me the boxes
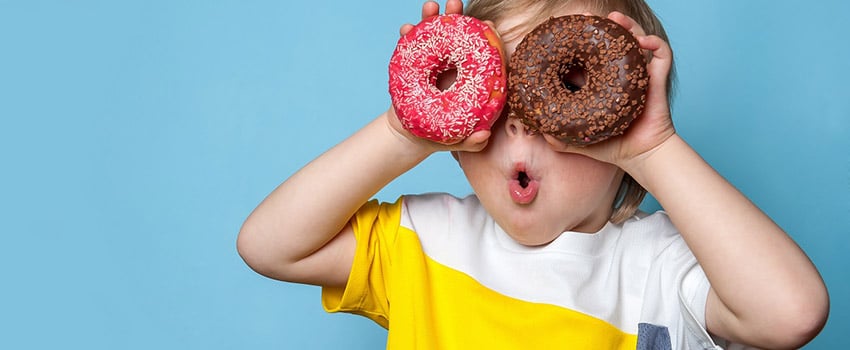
[508,164,539,204]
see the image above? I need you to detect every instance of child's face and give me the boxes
[456,4,624,246]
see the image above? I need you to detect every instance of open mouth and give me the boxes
[517,171,531,189]
[509,165,539,204]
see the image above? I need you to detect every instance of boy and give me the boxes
[238,0,828,348]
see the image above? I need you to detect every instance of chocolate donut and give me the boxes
[389,14,506,143]
[508,15,648,145]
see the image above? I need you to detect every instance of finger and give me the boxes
[458,130,491,151]
[422,1,440,20]
[542,133,571,152]
[543,134,618,164]
[607,11,646,37]
[607,11,653,62]
[445,0,464,15]
[638,35,673,113]
[638,36,672,86]
[542,132,592,154]
[638,34,671,59]
[399,23,415,36]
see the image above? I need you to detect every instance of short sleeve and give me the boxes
[321,197,404,329]
[681,265,756,349]
[634,211,721,349]
[678,262,722,349]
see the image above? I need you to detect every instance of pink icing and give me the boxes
[389,14,506,143]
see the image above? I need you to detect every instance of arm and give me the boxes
[239,112,490,287]
[237,0,482,287]
[238,112,430,286]
[627,134,828,349]
[547,12,829,349]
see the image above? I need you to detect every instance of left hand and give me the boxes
[543,11,676,171]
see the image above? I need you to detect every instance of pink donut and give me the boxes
[389,14,507,143]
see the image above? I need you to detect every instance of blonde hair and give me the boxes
[466,0,675,224]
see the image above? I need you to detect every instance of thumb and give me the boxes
[457,130,491,152]
[543,133,616,163]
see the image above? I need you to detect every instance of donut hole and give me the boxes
[559,66,586,93]
[434,65,459,91]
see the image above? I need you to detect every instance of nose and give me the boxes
[505,117,535,138]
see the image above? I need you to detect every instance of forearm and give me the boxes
[239,111,432,276]
[624,135,828,346]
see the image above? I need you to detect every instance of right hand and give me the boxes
[398,0,464,36]
[383,106,492,155]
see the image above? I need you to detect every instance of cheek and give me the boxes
[456,132,507,171]
[456,152,490,185]
[554,154,621,190]
[457,150,508,203]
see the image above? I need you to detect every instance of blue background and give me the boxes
[1,0,847,348]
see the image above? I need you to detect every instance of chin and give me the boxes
[500,219,562,247]
[507,230,561,247]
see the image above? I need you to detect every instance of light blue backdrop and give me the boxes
[1,0,847,348]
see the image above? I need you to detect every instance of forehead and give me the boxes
[496,3,600,59]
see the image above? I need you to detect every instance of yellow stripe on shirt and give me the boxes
[324,198,638,349]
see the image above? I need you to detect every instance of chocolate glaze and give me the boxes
[508,15,648,145]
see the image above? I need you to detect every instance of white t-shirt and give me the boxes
[323,193,724,349]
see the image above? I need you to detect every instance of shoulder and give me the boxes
[623,212,715,347]
[621,210,677,236]
[399,193,492,249]
[402,192,481,211]
[354,193,478,228]
[401,192,487,226]
[619,210,690,257]
[618,210,708,308]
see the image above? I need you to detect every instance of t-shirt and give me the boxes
[323,193,723,349]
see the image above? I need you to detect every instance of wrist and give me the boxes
[380,109,438,160]
[620,133,687,186]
